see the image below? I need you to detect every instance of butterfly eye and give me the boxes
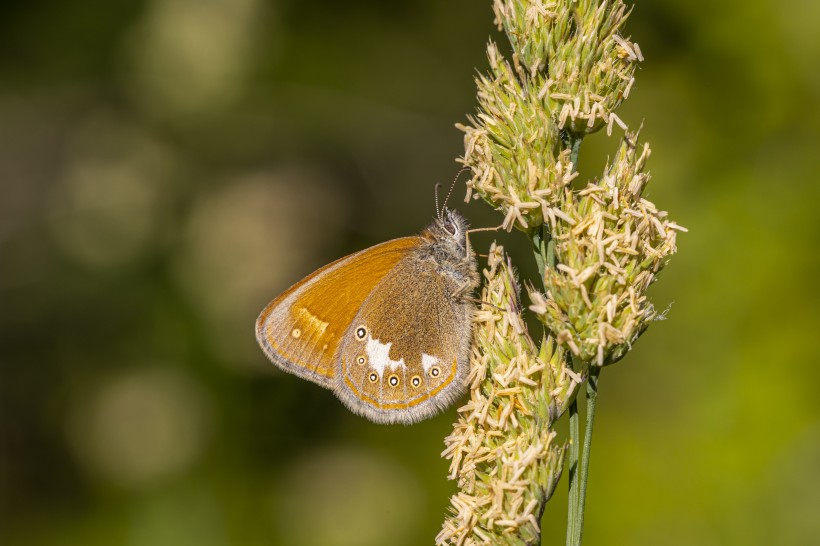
[356,356,367,365]
[388,375,400,387]
[429,366,441,378]
[355,326,367,340]
[411,376,421,388]
[368,372,378,383]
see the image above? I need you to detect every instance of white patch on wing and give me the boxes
[366,334,406,378]
[421,353,439,373]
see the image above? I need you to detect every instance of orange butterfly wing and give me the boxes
[255,237,421,387]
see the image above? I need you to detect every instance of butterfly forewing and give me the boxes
[255,237,421,387]
[335,253,472,424]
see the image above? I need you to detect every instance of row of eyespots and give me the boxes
[365,369,438,387]
[368,372,421,387]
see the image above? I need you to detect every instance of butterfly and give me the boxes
[255,208,478,424]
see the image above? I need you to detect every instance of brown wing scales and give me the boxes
[335,258,472,423]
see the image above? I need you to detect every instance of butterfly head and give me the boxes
[429,208,470,257]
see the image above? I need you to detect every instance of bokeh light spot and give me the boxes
[173,167,348,369]
[271,446,424,546]
[48,116,177,269]
[67,367,211,489]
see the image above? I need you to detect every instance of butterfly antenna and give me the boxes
[442,167,469,214]
[434,183,443,221]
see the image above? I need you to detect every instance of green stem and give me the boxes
[533,224,563,543]
[569,134,583,172]
[538,134,587,546]
[547,238,555,270]
[565,392,580,546]
[575,367,599,545]
[532,225,548,279]
[564,132,585,546]
[531,224,556,279]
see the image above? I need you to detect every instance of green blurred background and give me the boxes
[2,1,819,545]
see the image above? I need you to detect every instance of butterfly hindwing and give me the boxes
[334,251,473,424]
